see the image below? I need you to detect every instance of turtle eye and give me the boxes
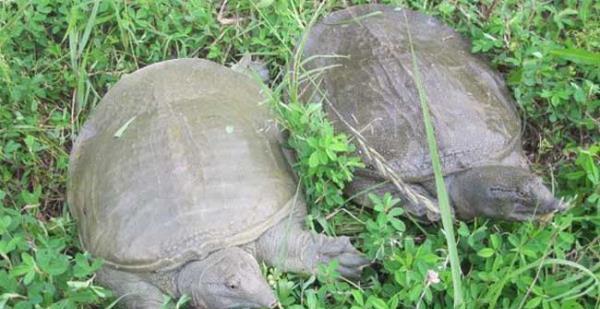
[516,186,533,200]
[225,277,240,290]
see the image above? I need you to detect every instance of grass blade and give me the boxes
[402,10,464,307]
[488,258,600,308]
[78,0,101,57]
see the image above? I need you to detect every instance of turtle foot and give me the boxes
[314,236,370,279]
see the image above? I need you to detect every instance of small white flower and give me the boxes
[426,269,440,285]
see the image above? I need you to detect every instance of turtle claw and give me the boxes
[315,236,370,279]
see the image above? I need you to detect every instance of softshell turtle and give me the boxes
[68,59,367,308]
[298,5,565,221]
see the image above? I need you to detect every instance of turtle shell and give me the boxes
[300,5,522,181]
[68,59,296,271]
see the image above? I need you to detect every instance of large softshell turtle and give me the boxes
[68,59,367,308]
[299,5,564,221]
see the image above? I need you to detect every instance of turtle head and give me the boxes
[449,165,566,221]
[178,247,277,309]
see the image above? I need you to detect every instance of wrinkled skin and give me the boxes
[97,208,368,309]
[448,166,565,220]
[177,248,277,309]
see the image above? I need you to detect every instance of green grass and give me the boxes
[0,0,598,308]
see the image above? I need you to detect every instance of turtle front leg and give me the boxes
[256,218,369,279]
[97,267,166,308]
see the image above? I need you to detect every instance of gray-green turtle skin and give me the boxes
[68,59,367,309]
[299,5,565,221]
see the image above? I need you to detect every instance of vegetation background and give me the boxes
[0,0,598,308]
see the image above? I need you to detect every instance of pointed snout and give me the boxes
[540,196,568,214]
[254,291,277,309]
[530,177,567,214]
[537,184,567,213]
[535,194,568,221]
[248,277,278,309]
[548,197,567,212]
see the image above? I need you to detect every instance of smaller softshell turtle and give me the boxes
[299,5,565,221]
[68,59,367,308]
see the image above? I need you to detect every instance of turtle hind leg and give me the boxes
[256,216,369,280]
[345,177,440,221]
[96,267,167,308]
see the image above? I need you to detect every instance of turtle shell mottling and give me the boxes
[301,5,522,180]
[68,59,296,271]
